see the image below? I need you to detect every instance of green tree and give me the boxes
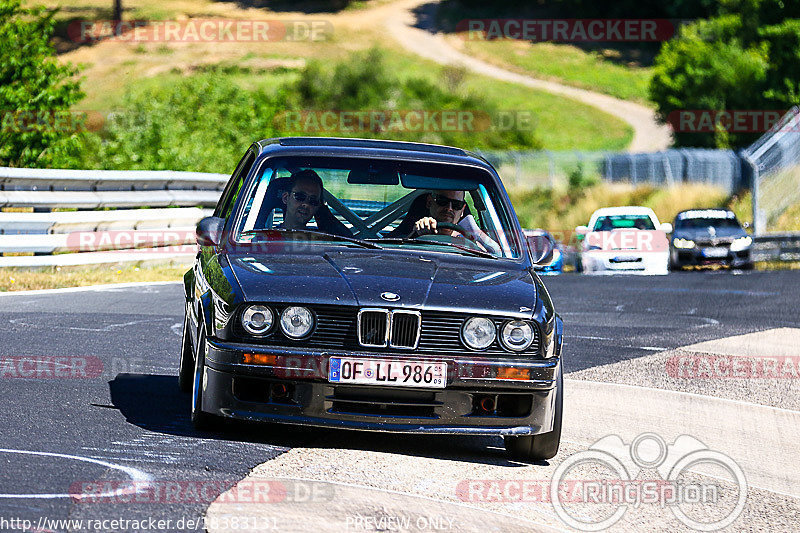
[650,16,769,148]
[0,0,83,167]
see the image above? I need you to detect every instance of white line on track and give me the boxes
[0,449,152,499]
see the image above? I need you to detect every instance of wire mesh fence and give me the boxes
[475,148,746,193]
[742,107,800,235]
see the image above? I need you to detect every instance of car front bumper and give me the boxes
[199,339,561,436]
[581,250,668,275]
[671,247,752,267]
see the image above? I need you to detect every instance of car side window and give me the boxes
[214,151,255,219]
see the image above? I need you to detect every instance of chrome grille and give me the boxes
[358,309,390,347]
[357,308,421,349]
[389,310,421,349]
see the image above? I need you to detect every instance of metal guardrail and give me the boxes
[752,234,800,262]
[0,168,225,267]
[0,167,228,190]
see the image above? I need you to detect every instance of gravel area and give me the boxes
[206,325,800,532]
[206,437,800,532]
[567,348,800,411]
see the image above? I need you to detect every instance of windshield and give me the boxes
[232,156,520,259]
[675,215,740,230]
[592,214,655,231]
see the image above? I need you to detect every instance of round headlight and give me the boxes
[241,305,274,335]
[461,317,496,350]
[500,320,534,352]
[280,306,314,339]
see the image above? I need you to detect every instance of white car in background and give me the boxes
[575,206,672,275]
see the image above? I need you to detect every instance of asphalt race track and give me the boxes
[0,271,798,532]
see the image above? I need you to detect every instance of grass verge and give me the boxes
[0,262,188,292]
[456,39,653,103]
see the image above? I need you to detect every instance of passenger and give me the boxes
[279,169,325,231]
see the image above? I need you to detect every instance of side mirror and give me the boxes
[196,216,225,247]
[742,221,751,230]
[575,225,589,235]
[660,222,673,233]
[527,234,555,265]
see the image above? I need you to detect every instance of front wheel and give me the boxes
[505,363,563,461]
[177,308,194,393]
[191,326,223,431]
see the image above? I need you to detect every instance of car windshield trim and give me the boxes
[239,228,383,249]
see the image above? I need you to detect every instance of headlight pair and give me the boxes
[461,317,535,352]
[241,305,314,339]
[730,236,752,251]
[673,238,696,249]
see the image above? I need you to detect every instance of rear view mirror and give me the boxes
[527,233,554,265]
[197,216,225,247]
[347,169,399,185]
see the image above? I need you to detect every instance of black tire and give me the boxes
[177,308,194,393]
[505,363,563,461]
[191,326,223,431]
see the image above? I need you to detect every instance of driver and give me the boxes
[410,190,502,255]
[410,190,467,237]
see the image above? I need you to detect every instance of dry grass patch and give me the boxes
[0,262,188,292]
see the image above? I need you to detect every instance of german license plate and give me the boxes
[702,247,728,258]
[328,357,446,388]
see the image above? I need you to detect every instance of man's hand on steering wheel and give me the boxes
[411,218,479,244]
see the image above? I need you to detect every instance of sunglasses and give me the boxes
[432,194,467,210]
[291,191,323,207]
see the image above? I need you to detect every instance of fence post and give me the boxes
[742,153,761,235]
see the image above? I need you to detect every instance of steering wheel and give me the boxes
[416,222,484,251]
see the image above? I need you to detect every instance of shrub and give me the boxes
[0,0,83,167]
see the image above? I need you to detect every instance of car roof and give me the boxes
[675,208,735,219]
[590,206,657,217]
[253,137,492,167]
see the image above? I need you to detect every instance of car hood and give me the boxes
[673,226,747,240]
[227,250,536,318]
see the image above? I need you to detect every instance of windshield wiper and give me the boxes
[240,228,383,249]
[371,238,497,259]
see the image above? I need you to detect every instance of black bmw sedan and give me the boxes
[179,137,564,461]
[670,209,753,270]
